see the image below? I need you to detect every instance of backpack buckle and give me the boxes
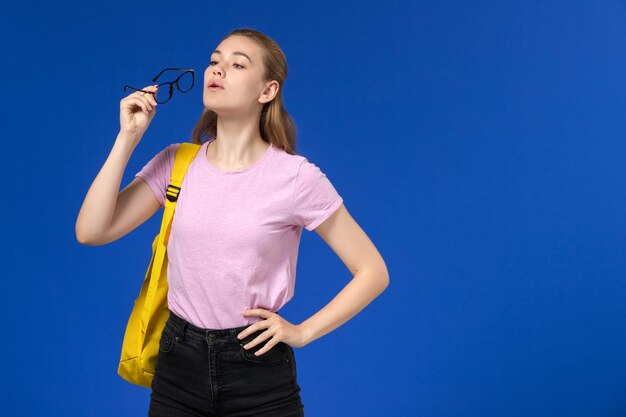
[166,184,181,202]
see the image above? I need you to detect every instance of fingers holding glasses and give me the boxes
[125,85,158,115]
[143,85,159,107]
[137,85,158,113]
[119,85,160,134]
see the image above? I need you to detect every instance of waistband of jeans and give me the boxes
[167,310,251,344]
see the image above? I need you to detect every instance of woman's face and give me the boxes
[203,35,277,116]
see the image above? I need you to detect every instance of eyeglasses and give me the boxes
[123,67,195,104]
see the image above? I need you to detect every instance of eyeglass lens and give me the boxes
[176,71,194,92]
[154,71,194,103]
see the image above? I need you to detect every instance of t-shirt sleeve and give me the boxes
[292,159,344,231]
[134,142,182,207]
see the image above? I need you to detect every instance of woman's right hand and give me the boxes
[119,85,159,136]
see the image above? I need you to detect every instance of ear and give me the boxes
[258,80,280,104]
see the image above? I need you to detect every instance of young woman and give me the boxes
[76,28,389,417]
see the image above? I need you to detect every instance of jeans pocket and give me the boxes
[238,339,290,364]
[158,323,179,354]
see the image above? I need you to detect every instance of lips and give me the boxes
[208,80,224,89]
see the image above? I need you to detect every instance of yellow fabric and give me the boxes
[117,142,201,388]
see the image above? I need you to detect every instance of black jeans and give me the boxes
[148,310,305,417]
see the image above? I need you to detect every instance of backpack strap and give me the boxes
[166,143,202,204]
[142,142,201,329]
[160,142,202,244]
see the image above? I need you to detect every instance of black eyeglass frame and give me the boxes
[123,68,195,104]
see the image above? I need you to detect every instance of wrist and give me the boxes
[297,323,314,346]
[117,130,142,147]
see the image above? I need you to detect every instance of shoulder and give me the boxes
[143,141,184,161]
[271,145,307,167]
[280,148,343,231]
[135,141,186,180]
[165,142,184,157]
[272,147,339,195]
[270,146,323,180]
[154,142,185,167]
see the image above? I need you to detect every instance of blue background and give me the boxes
[3,1,626,416]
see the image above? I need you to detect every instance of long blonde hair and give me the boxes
[191,28,299,155]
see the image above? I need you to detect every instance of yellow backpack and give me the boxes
[117,142,201,388]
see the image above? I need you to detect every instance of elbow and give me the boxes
[75,223,88,245]
[75,222,89,245]
[75,231,93,246]
[75,224,100,246]
[77,235,102,246]
[364,264,389,292]
[377,257,390,284]
[381,273,390,291]
[379,264,390,290]
[359,262,389,291]
[76,236,93,246]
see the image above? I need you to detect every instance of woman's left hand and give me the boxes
[237,308,308,355]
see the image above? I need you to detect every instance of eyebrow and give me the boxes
[212,50,252,63]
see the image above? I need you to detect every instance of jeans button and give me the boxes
[209,334,216,341]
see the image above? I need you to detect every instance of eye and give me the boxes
[209,61,245,69]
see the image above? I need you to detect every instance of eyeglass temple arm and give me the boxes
[124,85,156,95]
[152,68,194,82]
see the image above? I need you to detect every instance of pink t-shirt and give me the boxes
[134,138,343,329]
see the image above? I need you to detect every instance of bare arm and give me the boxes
[75,132,160,246]
[297,204,390,345]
